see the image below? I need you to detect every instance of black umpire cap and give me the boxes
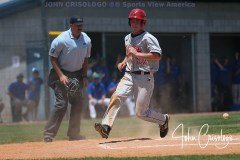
[70,16,83,25]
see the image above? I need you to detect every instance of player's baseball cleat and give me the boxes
[159,114,170,138]
[95,123,111,139]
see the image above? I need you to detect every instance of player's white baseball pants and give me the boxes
[102,72,166,127]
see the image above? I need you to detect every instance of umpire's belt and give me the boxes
[126,71,151,75]
[61,69,82,78]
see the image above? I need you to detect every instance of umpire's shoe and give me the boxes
[95,123,111,139]
[159,114,170,138]
[44,137,53,143]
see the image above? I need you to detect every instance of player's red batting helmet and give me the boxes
[128,8,147,21]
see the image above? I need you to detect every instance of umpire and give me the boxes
[44,16,91,142]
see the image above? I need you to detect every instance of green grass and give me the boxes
[172,112,240,135]
[0,112,239,144]
[40,154,240,160]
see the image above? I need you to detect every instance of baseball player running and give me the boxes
[95,8,169,139]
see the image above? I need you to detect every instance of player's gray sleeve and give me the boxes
[49,37,63,58]
[145,36,162,55]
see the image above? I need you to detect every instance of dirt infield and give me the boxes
[0,135,240,159]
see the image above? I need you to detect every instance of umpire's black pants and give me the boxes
[44,83,83,139]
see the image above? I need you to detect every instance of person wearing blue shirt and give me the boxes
[215,57,233,110]
[232,52,240,106]
[170,58,181,101]
[210,56,219,86]
[87,72,110,119]
[170,58,180,84]
[165,56,181,108]
[7,73,28,122]
[153,57,166,108]
[25,68,43,121]
[107,80,118,97]
[210,56,220,111]
[91,58,110,88]
[99,59,110,88]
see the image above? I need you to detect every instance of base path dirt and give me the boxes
[0,135,240,159]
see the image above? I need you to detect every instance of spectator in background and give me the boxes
[210,56,219,86]
[91,56,101,73]
[165,56,181,108]
[169,57,181,97]
[153,57,166,108]
[214,57,233,110]
[7,73,28,122]
[0,97,4,123]
[210,55,220,111]
[87,57,98,81]
[232,52,240,106]
[24,68,43,121]
[107,74,135,116]
[107,73,118,97]
[87,72,110,119]
[98,59,110,88]
[91,57,110,87]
